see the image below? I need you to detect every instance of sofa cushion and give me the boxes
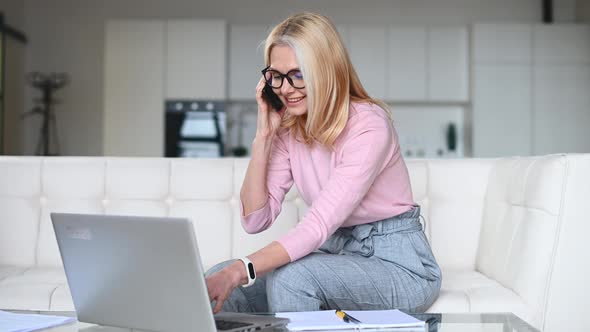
[49,284,75,311]
[0,266,27,282]
[428,269,534,326]
[0,267,68,311]
[0,266,536,323]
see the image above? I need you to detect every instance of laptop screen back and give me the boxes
[51,213,217,332]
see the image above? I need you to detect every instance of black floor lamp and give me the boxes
[24,72,68,156]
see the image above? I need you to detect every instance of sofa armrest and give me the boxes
[542,154,590,332]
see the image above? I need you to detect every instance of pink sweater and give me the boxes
[241,102,416,262]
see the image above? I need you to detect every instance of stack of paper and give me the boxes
[276,309,425,331]
[0,310,76,332]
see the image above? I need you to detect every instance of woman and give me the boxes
[206,12,441,314]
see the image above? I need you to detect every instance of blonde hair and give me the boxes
[264,12,389,148]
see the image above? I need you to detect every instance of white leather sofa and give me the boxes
[0,155,588,331]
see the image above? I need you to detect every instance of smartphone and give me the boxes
[262,85,284,112]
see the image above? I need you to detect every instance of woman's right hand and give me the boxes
[255,77,283,139]
[206,263,243,314]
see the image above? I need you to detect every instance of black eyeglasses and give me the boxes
[261,66,305,89]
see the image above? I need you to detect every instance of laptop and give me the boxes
[51,213,289,332]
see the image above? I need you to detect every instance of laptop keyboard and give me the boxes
[215,319,254,331]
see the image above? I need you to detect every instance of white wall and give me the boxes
[0,0,24,29]
[1,0,25,155]
[3,39,26,155]
[22,0,544,156]
[579,0,590,22]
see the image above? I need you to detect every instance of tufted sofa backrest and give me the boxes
[0,156,495,272]
[405,159,494,270]
[0,157,302,270]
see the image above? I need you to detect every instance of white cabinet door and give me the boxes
[428,27,468,102]
[348,25,387,100]
[336,25,350,50]
[229,25,269,100]
[165,20,226,100]
[472,23,536,157]
[388,27,427,101]
[534,25,590,65]
[533,24,590,155]
[473,24,533,64]
[473,65,532,157]
[104,20,164,157]
[533,65,590,154]
[472,23,590,157]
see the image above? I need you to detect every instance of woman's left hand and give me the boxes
[206,263,243,314]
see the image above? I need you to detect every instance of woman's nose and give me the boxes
[280,80,295,95]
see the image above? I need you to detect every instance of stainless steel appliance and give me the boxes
[165,100,226,157]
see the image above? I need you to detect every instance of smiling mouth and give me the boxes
[286,96,305,104]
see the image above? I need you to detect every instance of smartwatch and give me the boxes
[238,257,256,287]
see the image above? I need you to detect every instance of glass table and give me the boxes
[10,311,540,331]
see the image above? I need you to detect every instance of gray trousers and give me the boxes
[206,206,441,313]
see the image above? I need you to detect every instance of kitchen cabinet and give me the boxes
[472,24,533,157]
[534,25,590,65]
[387,26,468,102]
[473,65,532,157]
[104,19,226,157]
[533,65,590,155]
[228,25,269,100]
[388,27,427,101]
[532,25,590,155]
[336,25,350,49]
[348,25,388,100]
[472,23,590,157]
[428,27,468,102]
[104,20,164,157]
[165,20,226,100]
[472,24,532,64]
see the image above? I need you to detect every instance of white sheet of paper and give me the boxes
[276,309,425,331]
[0,310,76,332]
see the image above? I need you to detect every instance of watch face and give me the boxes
[247,263,256,279]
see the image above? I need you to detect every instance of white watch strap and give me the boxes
[238,257,256,287]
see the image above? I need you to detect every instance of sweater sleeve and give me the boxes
[240,133,294,234]
[277,113,394,261]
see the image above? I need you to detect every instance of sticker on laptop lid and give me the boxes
[65,226,93,240]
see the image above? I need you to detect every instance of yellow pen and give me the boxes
[335,309,362,324]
